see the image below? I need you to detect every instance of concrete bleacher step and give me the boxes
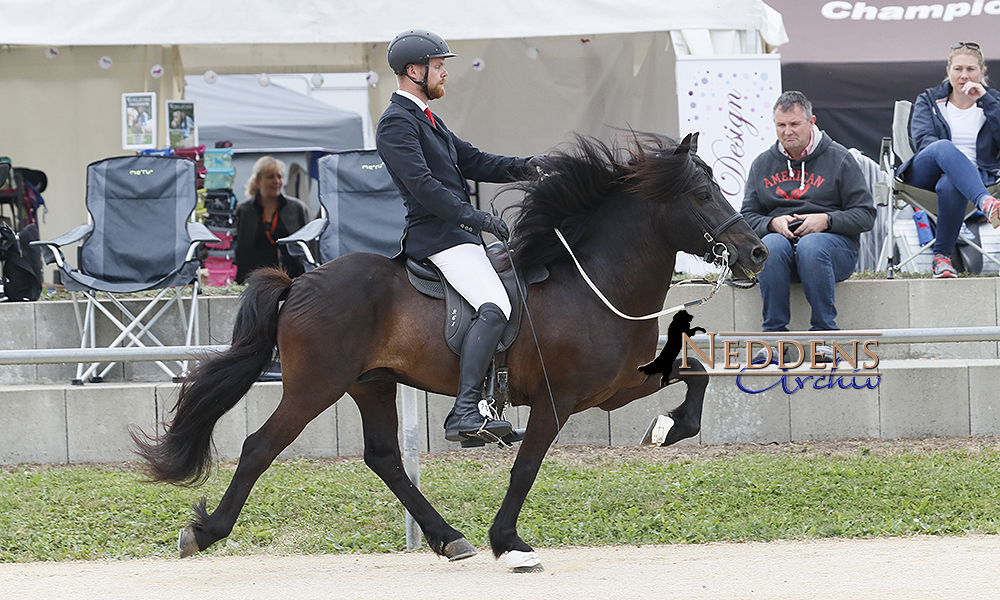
[3,358,999,465]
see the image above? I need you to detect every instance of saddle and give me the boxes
[404,245,547,448]
[404,243,548,355]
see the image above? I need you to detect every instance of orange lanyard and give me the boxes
[262,210,279,244]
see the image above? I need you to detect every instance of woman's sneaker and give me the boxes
[932,253,957,279]
[982,196,1000,228]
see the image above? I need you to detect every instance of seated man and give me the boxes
[741,91,876,363]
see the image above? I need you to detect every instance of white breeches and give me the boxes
[428,243,512,318]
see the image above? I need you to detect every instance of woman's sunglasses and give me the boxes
[952,42,981,51]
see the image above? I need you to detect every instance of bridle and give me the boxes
[677,188,746,267]
[553,186,755,322]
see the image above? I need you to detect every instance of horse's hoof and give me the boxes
[640,415,674,446]
[443,538,477,561]
[505,550,543,572]
[662,421,699,446]
[512,563,545,573]
[178,526,199,558]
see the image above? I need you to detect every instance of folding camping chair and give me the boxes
[278,150,406,268]
[878,99,1000,276]
[32,155,220,384]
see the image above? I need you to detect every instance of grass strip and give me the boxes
[2,446,999,562]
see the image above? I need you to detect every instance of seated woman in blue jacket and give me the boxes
[899,42,1000,278]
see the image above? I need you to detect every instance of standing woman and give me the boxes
[234,156,310,283]
[899,42,1000,278]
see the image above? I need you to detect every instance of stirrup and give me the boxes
[461,427,526,448]
[446,413,512,442]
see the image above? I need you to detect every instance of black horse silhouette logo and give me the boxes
[638,309,705,387]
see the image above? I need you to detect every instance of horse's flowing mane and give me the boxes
[507,131,708,273]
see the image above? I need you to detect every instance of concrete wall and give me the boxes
[3,357,999,465]
[5,277,1000,386]
[3,277,1000,464]
[0,295,237,385]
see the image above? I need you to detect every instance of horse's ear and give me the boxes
[678,132,699,155]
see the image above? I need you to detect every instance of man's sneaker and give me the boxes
[932,254,957,279]
[813,345,835,364]
[751,344,798,366]
[751,346,771,365]
[983,196,1000,229]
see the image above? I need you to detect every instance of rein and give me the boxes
[553,224,732,322]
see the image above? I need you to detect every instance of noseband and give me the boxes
[678,190,746,266]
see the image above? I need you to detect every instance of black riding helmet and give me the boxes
[387,29,456,75]
[388,29,456,98]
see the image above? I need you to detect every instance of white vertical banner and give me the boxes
[674,55,782,273]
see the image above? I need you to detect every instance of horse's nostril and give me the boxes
[753,245,769,262]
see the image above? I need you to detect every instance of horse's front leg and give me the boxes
[488,400,562,572]
[661,357,708,446]
[350,381,475,561]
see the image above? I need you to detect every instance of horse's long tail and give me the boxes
[131,268,293,485]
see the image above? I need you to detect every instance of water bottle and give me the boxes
[913,209,934,245]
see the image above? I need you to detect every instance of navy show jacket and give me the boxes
[376,92,530,260]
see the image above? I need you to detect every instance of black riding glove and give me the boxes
[527,154,547,177]
[479,212,510,242]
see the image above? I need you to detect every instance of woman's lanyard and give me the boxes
[262,210,279,244]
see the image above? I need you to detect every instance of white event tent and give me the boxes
[0,0,785,271]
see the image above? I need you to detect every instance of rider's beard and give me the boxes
[426,80,446,100]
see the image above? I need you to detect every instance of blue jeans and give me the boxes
[904,139,992,257]
[758,232,858,332]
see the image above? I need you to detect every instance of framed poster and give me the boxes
[166,100,198,149]
[122,92,157,150]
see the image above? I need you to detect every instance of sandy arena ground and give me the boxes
[3,535,1000,599]
[5,439,1000,599]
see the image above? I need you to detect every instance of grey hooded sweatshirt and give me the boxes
[740,129,876,244]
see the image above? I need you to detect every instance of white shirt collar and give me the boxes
[396,90,428,112]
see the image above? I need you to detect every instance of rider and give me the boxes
[376,29,539,444]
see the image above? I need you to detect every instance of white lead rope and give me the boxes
[554,227,730,321]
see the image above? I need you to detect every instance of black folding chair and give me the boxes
[32,155,219,384]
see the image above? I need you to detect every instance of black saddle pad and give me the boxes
[404,247,547,355]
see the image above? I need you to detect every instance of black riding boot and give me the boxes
[444,302,513,442]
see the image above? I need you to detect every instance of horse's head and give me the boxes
[631,132,767,285]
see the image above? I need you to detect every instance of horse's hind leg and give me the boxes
[349,380,475,560]
[179,382,337,557]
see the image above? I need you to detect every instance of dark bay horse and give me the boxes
[132,131,767,571]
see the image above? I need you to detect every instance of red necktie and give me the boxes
[424,108,436,128]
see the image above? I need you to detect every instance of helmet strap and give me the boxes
[405,64,431,100]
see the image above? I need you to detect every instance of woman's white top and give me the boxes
[945,101,986,165]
